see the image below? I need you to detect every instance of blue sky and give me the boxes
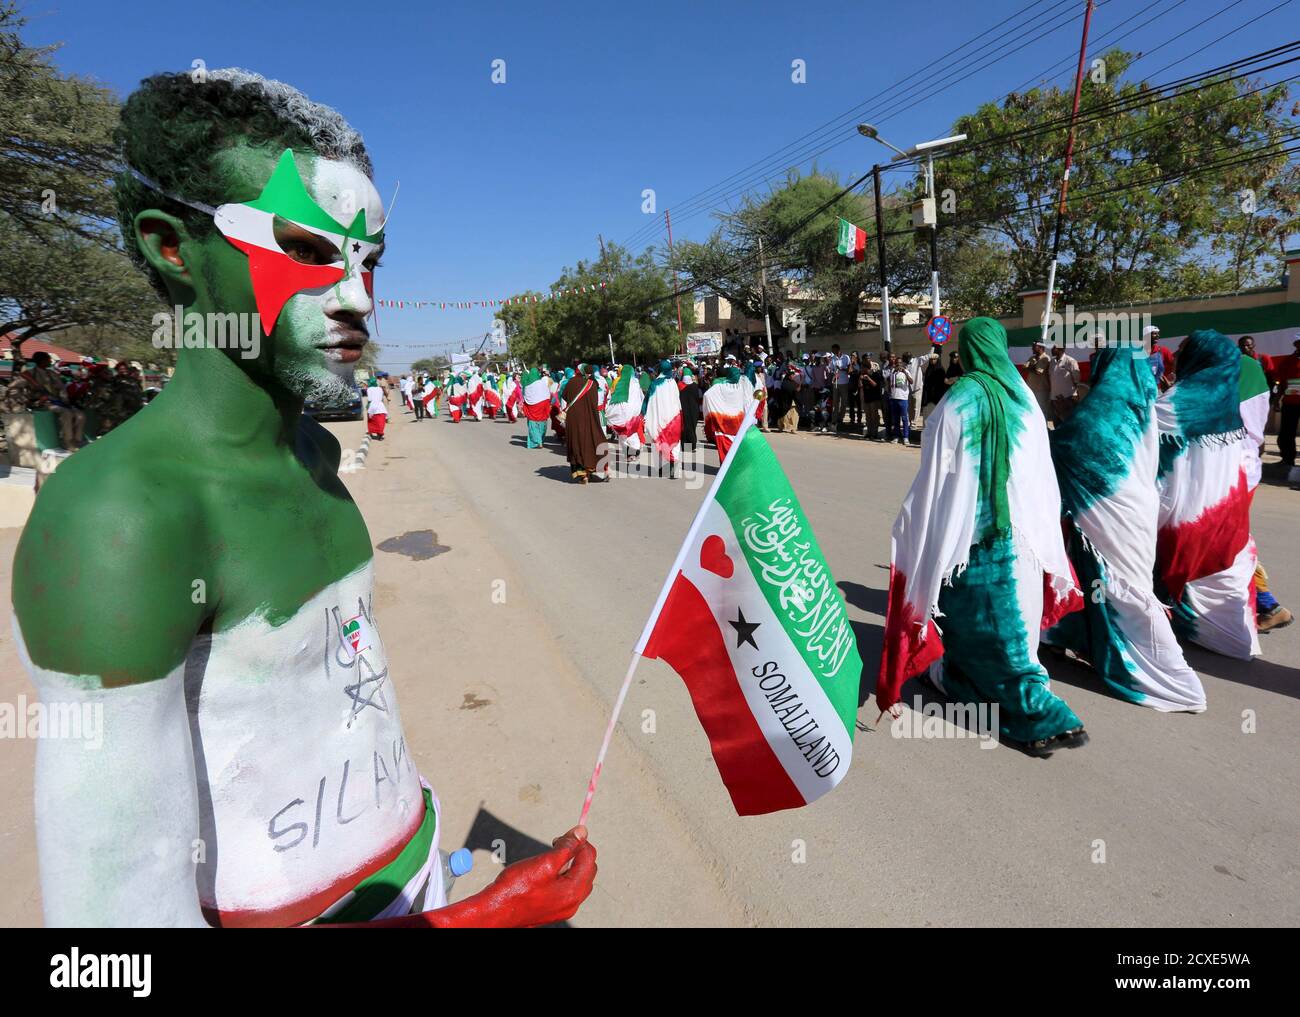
[25,0,1299,369]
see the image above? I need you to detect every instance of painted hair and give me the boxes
[114,68,372,299]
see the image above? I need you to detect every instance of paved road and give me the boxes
[395,405,1299,927]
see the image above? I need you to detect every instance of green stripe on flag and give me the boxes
[715,426,861,738]
[1240,356,1270,402]
[836,217,852,257]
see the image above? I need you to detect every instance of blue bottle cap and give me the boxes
[448,848,474,877]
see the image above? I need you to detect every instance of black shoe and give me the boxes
[1022,728,1089,757]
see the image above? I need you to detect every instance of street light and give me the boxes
[856,123,910,160]
[859,127,967,321]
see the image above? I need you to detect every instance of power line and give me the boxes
[617,0,1089,251]
[932,42,1300,165]
[619,0,1293,254]
[656,130,1297,317]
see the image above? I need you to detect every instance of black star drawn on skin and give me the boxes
[344,654,389,726]
[729,607,761,650]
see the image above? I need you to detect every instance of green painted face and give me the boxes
[190,145,387,401]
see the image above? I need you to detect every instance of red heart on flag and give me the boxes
[700,534,734,579]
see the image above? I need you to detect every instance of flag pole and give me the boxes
[1041,0,1096,343]
[577,412,758,826]
[578,652,643,828]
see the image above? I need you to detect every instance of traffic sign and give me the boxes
[927,314,953,344]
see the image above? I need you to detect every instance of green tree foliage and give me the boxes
[410,355,450,375]
[675,170,931,335]
[938,49,1298,306]
[496,242,691,366]
[0,3,161,359]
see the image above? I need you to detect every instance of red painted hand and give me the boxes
[345,827,597,928]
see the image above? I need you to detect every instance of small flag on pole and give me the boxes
[836,217,867,262]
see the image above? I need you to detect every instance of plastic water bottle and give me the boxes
[439,848,473,896]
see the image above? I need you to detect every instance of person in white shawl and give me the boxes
[1044,345,1205,712]
[702,364,757,463]
[1155,330,1259,661]
[876,318,1087,755]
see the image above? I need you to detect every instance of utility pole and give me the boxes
[598,233,615,363]
[757,235,773,354]
[925,153,940,317]
[1042,0,1097,343]
[665,209,684,349]
[858,123,964,328]
[872,163,892,352]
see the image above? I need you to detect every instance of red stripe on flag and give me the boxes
[854,227,866,263]
[642,571,805,816]
[876,564,944,715]
[1157,469,1252,602]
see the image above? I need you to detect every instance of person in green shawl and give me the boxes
[877,318,1087,755]
[1045,345,1205,711]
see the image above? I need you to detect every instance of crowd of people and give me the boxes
[390,325,1300,498]
[879,320,1291,755]
[1,352,149,450]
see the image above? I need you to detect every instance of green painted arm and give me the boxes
[13,445,210,686]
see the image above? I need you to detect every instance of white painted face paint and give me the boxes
[277,158,386,402]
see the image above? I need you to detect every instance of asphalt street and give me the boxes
[378,404,1300,927]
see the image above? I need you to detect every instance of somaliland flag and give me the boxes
[522,370,552,422]
[836,217,867,263]
[605,365,644,450]
[635,416,860,815]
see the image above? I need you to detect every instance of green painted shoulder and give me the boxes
[13,432,210,686]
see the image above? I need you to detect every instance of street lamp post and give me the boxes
[858,124,966,328]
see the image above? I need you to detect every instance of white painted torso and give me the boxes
[186,560,423,920]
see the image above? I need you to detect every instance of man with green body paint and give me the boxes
[13,69,594,927]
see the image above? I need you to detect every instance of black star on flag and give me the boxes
[729,607,761,650]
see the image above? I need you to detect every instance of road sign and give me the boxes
[927,314,953,344]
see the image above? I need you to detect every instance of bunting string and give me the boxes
[374,281,608,311]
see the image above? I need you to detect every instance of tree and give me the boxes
[0,2,120,241]
[496,242,691,366]
[675,170,932,336]
[0,216,160,351]
[0,3,163,361]
[410,355,449,375]
[937,49,1299,306]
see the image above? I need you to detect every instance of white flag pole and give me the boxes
[578,652,642,828]
[577,410,758,826]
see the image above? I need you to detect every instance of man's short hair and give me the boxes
[114,68,373,300]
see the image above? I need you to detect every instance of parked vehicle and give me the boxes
[304,382,363,422]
